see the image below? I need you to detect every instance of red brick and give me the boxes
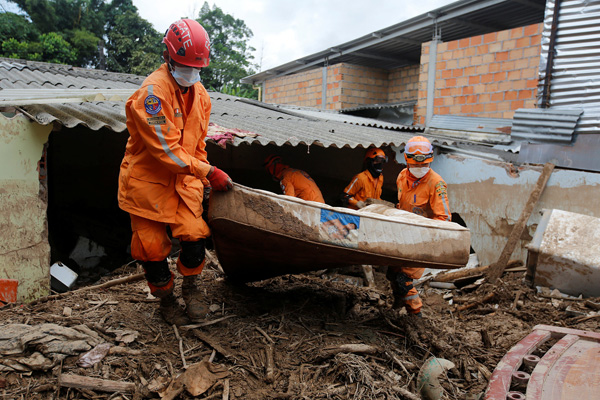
[508,70,521,80]
[467,94,478,103]
[452,69,464,77]
[491,92,504,101]
[524,23,541,36]
[505,91,518,100]
[447,41,458,50]
[495,51,509,62]
[461,104,473,114]
[463,86,474,95]
[473,103,484,113]
[518,89,534,99]
[481,74,493,84]
[494,72,507,82]
[436,61,447,70]
[459,38,470,48]
[484,103,497,112]
[441,88,452,96]
[438,106,450,115]
[516,37,531,48]
[469,76,480,85]
[446,78,457,87]
[511,100,524,109]
[526,79,540,89]
[510,27,524,39]
[471,35,483,46]
[484,32,497,44]
[531,34,541,46]
[477,44,489,54]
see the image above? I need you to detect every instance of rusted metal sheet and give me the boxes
[526,208,600,297]
[485,325,600,400]
[208,183,470,282]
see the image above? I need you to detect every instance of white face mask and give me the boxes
[170,64,201,87]
[409,166,430,178]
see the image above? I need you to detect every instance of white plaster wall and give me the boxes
[434,154,600,266]
[0,113,52,302]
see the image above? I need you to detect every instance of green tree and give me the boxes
[0,11,39,42]
[2,31,76,63]
[197,2,258,98]
[104,2,163,75]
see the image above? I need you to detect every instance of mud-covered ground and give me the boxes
[1,253,598,400]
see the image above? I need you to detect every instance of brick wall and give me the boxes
[416,22,542,124]
[388,64,420,102]
[264,63,420,110]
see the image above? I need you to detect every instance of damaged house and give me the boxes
[1,0,599,305]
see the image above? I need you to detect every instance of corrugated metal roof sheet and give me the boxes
[425,115,512,144]
[539,0,600,135]
[511,107,582,143]
[0,58,441,149]
[275,104,421,131]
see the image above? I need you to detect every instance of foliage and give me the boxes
[104,2,163,75]
[2,31,76,64]
[1,0,259,96]
[197,2,258,98]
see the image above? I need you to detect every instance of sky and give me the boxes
[132,0,457,72]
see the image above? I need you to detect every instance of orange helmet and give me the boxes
[404,136,433,164]
[263,155,283,176]
[163,19,210,68]
[364,147,388,163]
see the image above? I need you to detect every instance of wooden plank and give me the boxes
[59,375,135,393]
[487,163,555,284]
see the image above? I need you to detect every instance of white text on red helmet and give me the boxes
[176,21,193,49]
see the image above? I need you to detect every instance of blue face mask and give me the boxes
[169,64,201,87]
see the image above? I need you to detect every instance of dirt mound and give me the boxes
[1,253,598,399]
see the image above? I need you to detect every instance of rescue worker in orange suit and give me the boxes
[387,136,451,317]
[263,155,325,203]
[341,148,387,209]
[118,19,233,325]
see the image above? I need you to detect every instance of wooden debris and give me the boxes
[434,260,523,283]
[59,374,135,393]
[456,292,496,312]
[181,314,236,329]
[512,290,522,310]
[28,272,146,306]
[264,344,275,383]
[191,329,233,359]
[319,343,379,358]
[487,162,555,283]
[256,326,275,344]
[173,324,187,369]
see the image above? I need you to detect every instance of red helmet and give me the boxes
[163,19,210,68]
[404,136,433,164]
[263,155,283,176]
[364,147,388,163]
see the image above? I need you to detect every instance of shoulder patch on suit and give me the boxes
[144,95,162,115]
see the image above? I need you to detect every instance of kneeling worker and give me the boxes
[264,155,325,203]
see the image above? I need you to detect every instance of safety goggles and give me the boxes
[373,155,388,163]
[405,153,432,162]
[405,140,433,155]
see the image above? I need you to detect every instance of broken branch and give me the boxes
[59,375,135,393]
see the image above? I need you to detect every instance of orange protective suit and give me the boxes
[280,168,325,203]
[118,63,212,265]
[342,170,383,209]
[390,167,451,314]
[396,168,451,221]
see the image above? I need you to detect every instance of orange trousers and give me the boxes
[130,201,210,278]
